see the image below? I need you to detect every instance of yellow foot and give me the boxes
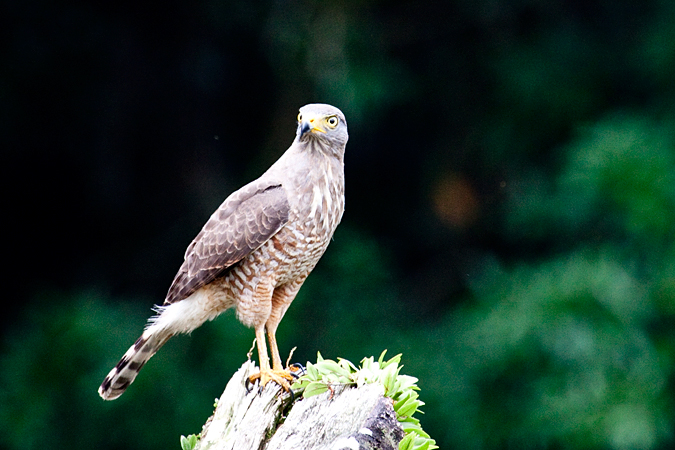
[248,368,295,392]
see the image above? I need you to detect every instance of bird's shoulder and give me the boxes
[164,178,291,304]
[186,179,290,267]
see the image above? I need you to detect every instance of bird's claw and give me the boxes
[288,363,306,379]
[246,368,295,393]
[245,363,306,399]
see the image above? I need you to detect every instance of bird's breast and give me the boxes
[296,164,344,237]
[265,166,344,285]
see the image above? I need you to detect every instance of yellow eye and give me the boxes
[297,113,303,122]
[326,115,338,128]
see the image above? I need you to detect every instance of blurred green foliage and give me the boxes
[4,0,675,449]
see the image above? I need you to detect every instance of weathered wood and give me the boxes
[195,360,404,450]
[195,361,290,450]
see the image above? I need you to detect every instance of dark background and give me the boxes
[3,0,675,449]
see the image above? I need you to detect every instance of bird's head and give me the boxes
[295,104,348,153]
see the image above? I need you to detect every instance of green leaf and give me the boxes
[305,362,320,380]
[361,355,375,370]
[381,362,401,395]
[291,378,310,390]
[399,433,414,450]
[314,359,352,378]
[394,390,414,410]
[400,421,429,438]
[378,349,388,364]
[180,434,198,450]
[399,415,421,427]
[303,381,329,398]
[396,401,417,417]
[338,357,358,372]
[415,440,431,450]
[398,400,421,418]
[397,375,419,391]
[382,353,402,369]
[299,351,435,448]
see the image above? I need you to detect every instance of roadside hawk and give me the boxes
[99,103,348,400]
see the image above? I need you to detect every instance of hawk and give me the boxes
[99,103,348,400]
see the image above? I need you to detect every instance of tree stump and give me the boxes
[194,360,404,450]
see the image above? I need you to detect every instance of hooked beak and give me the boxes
[299,115,326,138]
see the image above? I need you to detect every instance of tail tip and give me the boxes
[98,375,131,401]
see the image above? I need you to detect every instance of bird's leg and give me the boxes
[248,282,305,393]
[267,328,284,371]
[248,324,294,392]
[255,324,271,372]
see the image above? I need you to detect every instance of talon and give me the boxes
[247,368,295,393]
[288,363,306,379]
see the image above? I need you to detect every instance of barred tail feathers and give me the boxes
[98,329,172,400]
[98,290,227,400]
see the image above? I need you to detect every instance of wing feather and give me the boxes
[164,181,290,304]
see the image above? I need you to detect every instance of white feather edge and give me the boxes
[145,290,221,335]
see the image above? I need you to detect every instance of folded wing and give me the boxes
[164,182,290,304]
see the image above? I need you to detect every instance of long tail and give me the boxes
[98,290,230,400]
[98,327,173,400]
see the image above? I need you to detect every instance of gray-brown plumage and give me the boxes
[99,104,348,400]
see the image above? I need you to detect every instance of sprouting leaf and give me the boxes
[338,357,358,372]
[399,415,421,426]
[399,433,414,450]
[415,439,432,450]
[382,353,402,369]
[381,361,402,395]
[398,400,421,418]
[180,434,198,450]
[394,390,415,410]
[397,375,419,390]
